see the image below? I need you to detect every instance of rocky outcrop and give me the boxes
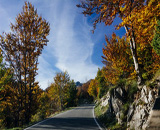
[97,76,160,129]
[128,85,157,130]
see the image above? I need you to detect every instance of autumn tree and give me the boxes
[88,34,136,99]
[77,0,160,85]
[88,67,110,99]
[88,79,98,99]
[77,85,82,99]
[33,91,50,120]
[77,80,93,103]
[96,68,109,98]
[0,2,50,125]
[102,34,135,81]
[48,71,72,111]
[31,73,77,121]
[120,0,160,77]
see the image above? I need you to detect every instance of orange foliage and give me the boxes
[88,79,98,98]
[102,34,135,84]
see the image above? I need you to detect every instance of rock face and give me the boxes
[97,76,160,129]
[111,87,126,113]
[128,85,157,130]
[110,87,127,124]
[100,92,110,107]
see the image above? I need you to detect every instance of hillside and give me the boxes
[94,70,160,129]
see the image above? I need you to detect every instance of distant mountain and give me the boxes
[75,81,83,87]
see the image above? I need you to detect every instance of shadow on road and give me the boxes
[28,117,99,130]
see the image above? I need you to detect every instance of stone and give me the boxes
[101,92,110,107]
[112,98,123,113]
[116,112,123,124]
[127,85,159,129]
[141,85,149,103]
[116,87,123,97]
[148,90,155,103]
[127,105,134,122]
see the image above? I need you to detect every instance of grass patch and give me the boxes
[109,78,127,95]
[94,103,108,117]
[6,128,23,130]
[108,122,127,130]
[94,101,117,128]
[126,80,138,103]
[152,69,160,81]
[120,102,130,122]
[146,69,160,88]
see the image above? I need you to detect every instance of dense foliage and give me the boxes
[79,0,160,100]
[0,0,160,129]
[78,0,160,85]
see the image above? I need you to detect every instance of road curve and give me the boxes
[25,104,101,130]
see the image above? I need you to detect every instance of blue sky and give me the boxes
[0,0,125,89]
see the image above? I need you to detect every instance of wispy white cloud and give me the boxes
[0,4,12,33]
[0,0,101,90]
[0,0,24,33]
[36,56,56,89]
[36,0,100,89]
[50,1,99,82]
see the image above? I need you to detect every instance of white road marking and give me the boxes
[24,118,51,130]
[93,105,103,130]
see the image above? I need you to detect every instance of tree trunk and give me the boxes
[59,86,63,111]
[24,46,28,124]
[28,50,32,124]
[124,25,143,86]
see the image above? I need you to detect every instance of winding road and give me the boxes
[24,104,102,130]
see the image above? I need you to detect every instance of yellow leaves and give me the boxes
[0,83,18,118]
[32,90,36,95]
[102,33,135,83]
[0,1,51,126]
[119,5,127,13]
[103,12,107,18]
[131,0,160,49]
[88,79,98,98]
[101,4,107,12]
[47,71,73,110]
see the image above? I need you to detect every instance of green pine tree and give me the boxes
[152,20,160,55]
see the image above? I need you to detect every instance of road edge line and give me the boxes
[93,105,103,130]
[24,117,51,130]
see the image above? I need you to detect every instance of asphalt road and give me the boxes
[25,104,101,130]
